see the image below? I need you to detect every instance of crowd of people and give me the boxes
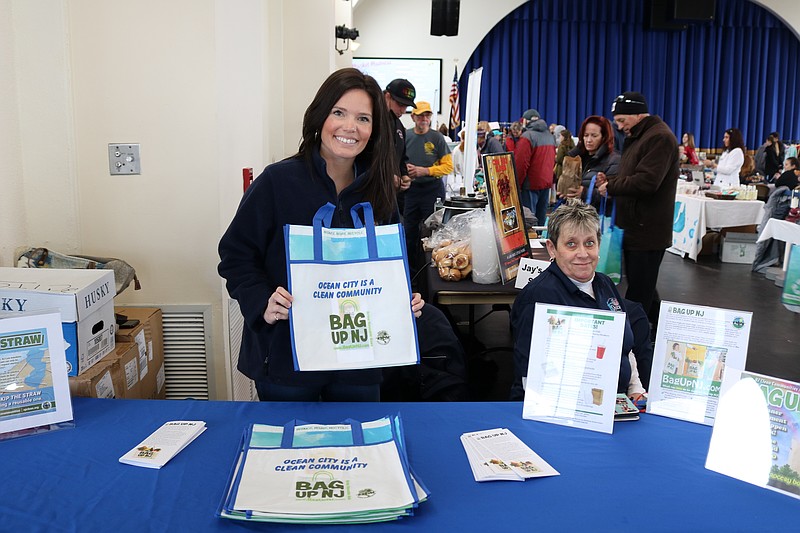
[218,66,795,405]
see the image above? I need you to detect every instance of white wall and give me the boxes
[0,2,25,265]
[2,0,798,399]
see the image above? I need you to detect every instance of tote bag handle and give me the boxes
[349,202,378,259]
[312,203,337,260]
[598,194,617,233]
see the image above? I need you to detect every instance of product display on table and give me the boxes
[119,420,206,469]
[285,202,418,371]
[707,369,800,501]
[0,311,74,440]
[482,152,531,283]
[218,415,429,524]
[522,303,626,434]
[647,301,751,425]
[460,427,559,482]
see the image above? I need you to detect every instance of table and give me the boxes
[757,218,800,271]
[4,398,799,532]
[425,245,548,336]
[670,193,765,261]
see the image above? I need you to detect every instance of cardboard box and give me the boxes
[0,268,116,376]
[104,341,141,398]
[69,359,124,399]
[720,232,758,264]
[115,307,165,399]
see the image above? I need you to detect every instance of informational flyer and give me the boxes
[0,312,73,436]
[482,152,531,283]
[706,370,800,501]
[522,303,626,434]
[647,301,751,425]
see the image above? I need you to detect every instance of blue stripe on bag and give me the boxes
[312,203,337,260]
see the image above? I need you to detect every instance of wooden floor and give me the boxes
[441,249,800,401]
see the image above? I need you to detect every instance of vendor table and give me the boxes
[4,398,799,532]
[757,218,800,271]
[670,193,765,261]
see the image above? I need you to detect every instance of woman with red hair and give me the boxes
[562,115,620,208]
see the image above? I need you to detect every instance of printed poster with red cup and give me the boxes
[522,303,626,434]
[482,152,531,283]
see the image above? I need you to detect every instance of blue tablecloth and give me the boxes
[3,398,798,531]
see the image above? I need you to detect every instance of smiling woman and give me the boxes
[218,68,425,403]
[509,199,638,401]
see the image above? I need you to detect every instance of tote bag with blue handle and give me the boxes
[596,194,624,284]
[285,202,419,371]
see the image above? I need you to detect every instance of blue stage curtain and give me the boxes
[461,0,800,150]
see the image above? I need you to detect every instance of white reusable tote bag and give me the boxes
[285,202,419,371]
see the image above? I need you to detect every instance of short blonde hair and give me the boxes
[547,199,601,247]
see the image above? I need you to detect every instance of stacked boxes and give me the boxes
[114,307,166,399]
[0,267,116,376]
[69,342,137,398]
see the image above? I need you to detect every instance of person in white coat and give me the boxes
[704,128,746,188]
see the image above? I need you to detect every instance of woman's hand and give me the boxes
[411,292,425,318]
[564,185,584,199]
[263,286,294,325]
[628,392,646,403]
[597,181,608,197]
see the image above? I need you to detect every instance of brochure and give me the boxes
[706,369,800,501]
[0,311,74,439]
[460,428,559,482]
[522,303,626,434]
[119,420,206,468]
[614,394,640,421]
[647,301,751,425]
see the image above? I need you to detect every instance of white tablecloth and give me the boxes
[757,218,800,271]
[670,194,765,261]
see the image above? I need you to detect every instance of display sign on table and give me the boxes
[482,152,532,283]
[0,311,73,440]
[522,303,626,434]
[706,369,800,501]
[647,301,750,425]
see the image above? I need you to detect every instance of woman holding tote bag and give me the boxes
[219,68,424,402]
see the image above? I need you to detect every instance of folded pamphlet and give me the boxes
[119,420,206,469]
[460,428,559,482]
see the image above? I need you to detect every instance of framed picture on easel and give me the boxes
[482,152,532,283]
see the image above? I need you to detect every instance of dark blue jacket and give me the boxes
[218,148,395,386]
[510,261,633,400]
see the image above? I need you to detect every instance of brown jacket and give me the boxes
[607,115,678,251]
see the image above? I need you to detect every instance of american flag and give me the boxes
[448,66,460,138]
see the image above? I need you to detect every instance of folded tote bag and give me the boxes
[285,202,419,371]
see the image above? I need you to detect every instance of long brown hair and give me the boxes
[577,115,614,155]
[296,68,397,221]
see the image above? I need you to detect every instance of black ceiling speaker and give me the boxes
[673,0,716,21]
[431,0,460,37]
[645,0,688,31]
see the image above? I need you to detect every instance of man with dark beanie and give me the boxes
[597,91,679,332]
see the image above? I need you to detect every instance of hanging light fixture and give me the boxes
[334,25,359,55]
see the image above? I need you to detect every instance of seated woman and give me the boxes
[774,157,800,189]
[510,199,641,401]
